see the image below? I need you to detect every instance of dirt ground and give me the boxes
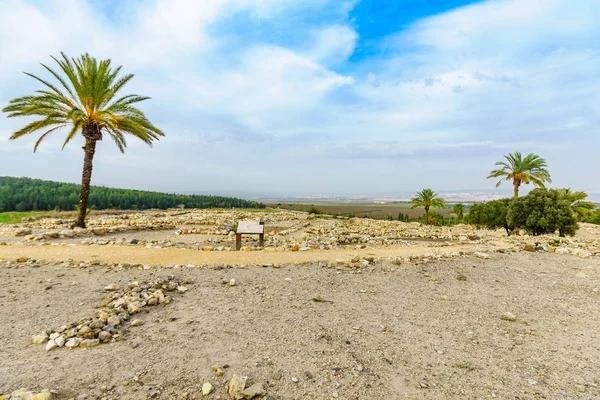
[0,252,599,399]
[1,210,599,399]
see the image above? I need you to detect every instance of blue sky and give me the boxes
[0,0,599,199]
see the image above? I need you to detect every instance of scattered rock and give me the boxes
[3,388,53,399]
[98,331,112,343]
[107,315,121,326]
[202,382,213,396]
[523,244,536,252]
[229,278,237,287]
[31,333,49,344]
[65,338,82,349]
[474,252,490,259]
[291,377,299,383]
[45,339,58,352]
[241,383,266,399]
[131,319,145,327]
[104,283,119,291]
[79,339,100,348]
[54,335,66,347]
[501,312,517,322]
[228,375,248,400]
[177,286,188,293]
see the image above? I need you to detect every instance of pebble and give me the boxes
[45,339,58,351]
[131,319,145,327]
[202,382,213,396]
[104,283,119,291]
[55,335,66,347]
[79,339,100,348]
[291,377,299,383]
[107,315,121,326]
[229,278,237,286]
[65,338,82,348]
[32,333,49,344]
[501,312,517,322]
[98,331,112,343]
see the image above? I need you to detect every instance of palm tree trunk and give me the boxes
[75,137,98,228]
[513,180,520,199]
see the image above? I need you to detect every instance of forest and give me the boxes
[0,176,265,212]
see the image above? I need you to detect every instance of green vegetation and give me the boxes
[273,202,454,220]
[2,53,164,228]
[487,152,552,198]
[453,203,465,219]
[466,188,583,236]
[0,211,52,224]
[410,188,446,214]
[307,206,322,215]
[583,210,600,224]
[410,189,446,224]
[558,188,596,220]
[0,176,264,212]
[466,199,513,234]
[507,188,578,237]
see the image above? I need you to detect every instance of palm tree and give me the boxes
[453,203,465,219]
[559,188,596,220]
[487,152,551,198]
[410,189,446,219]
[2,53,164,228]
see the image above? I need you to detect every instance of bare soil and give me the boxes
[1,252,599,399]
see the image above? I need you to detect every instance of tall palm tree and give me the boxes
[2,53,164,228]
[559,188,596,220]
[410,188,446,216]
[453,203,465,219]
[487,152,551,198]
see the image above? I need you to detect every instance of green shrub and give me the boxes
[465,198,513,234]
[507,188,578,237]
[307,206,321,215]
[583,209,600,225]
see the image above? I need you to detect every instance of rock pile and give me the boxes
[31,276,187,351]
[0,388,53,399]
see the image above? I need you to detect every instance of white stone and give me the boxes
[45,339,58,351]
[32,333,49,344]
[55,335,66,347]
[202,382,213,396]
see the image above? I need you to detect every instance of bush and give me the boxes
[465,198,513,234]
[426,211,443,226]
[307,206,321,215]
[583,209,600,225]
[507,188,578,237]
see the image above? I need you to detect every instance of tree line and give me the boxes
[0,176,265,212]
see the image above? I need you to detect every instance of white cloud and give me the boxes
[0,0,599,194]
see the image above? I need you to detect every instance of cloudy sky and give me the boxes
[0,0,598,198]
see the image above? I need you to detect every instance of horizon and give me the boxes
[1,0,599,195]
[3,174,600,203]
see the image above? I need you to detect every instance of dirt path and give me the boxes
[0,242,505,265]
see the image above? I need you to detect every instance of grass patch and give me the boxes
[0,211,51,224]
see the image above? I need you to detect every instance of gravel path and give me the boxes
[0,242,507,266]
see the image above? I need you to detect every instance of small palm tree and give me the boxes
[453,203,465,219]
[559,188,596,220]
[487,152,551,198]
[410,189,446,220]
[2,53,164,228]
